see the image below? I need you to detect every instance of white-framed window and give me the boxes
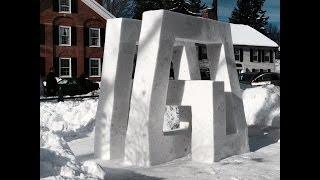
[252,49,258,61]
[264,51,270,62]
[59,0,71,13]
[234,48,240,61]
[89,28,100,47]
[59,26,71,46]
[89,58,101,77]
[59,57,72,78]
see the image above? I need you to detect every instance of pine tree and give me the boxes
[229,0,269,35]
[133,0,207,19]
[169,0,207,16]
[132,0,163,19]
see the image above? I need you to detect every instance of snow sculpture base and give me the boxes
[95,10,249,167]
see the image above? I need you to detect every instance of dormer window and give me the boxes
[59,0,71,13]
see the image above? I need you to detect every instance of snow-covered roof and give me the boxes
[81,0,116,20]
[230,23,278,48]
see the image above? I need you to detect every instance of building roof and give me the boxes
[230,23,278,48]
[81,0,116,20]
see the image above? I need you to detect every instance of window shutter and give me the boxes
[71,58,77,77]
[270,50,274,63]
[262,50,265,62]
[198,45,202,60]
[84,27,89,47]
[53,25,59,45]
[71,26,77,46]
[100,58,103,73]
[258,50,261,62]
[71,0,78,13]
[250,49,253,62]
[53,0,59,12]
[54,58,59,76]
[240,48,243,62]
[100,28,105,47]
[84,58,89,77]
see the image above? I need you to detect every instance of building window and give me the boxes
[264,51,270,62]
[252,50,258,61]
[234,48,240,61]
[89,28,100,47]
[59,26,71,46]
[89,58,101,77]
[59,58,72,78]
[59,0,71,13]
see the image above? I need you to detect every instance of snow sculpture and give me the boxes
[94,18,141,160]
[95,10,249,167]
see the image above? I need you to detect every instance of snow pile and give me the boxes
[40,129,105,180]
[242,84,280,128]
[40,99,98,141]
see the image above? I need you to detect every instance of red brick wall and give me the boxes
[40,0,107,81]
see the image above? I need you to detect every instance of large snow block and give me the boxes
[124,10,249,166]
[166,80,225,163]
[94,18,141,160]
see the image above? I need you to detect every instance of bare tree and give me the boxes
[102,0,135,18]
[266,23,280,45]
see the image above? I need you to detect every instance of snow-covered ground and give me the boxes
[40,85,280,180]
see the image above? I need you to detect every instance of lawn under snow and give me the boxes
[40,84,280,180]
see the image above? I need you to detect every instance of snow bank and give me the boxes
[40,99,98,141]
[242,85,280,128]
[40,98,105,179]
[40,129,105,180]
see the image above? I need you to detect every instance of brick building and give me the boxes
[40,0,114,81]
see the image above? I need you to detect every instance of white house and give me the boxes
[198,23,279,78]
[230,23,279,74]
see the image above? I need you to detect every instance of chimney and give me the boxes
[201,0,218,20]
[211,0,218,20]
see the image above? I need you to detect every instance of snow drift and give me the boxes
[40,129,105,180]
[40,99,104,179]
[40,99,98,141]
[242,84,280,128]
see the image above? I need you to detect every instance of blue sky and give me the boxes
[203,0,280,29]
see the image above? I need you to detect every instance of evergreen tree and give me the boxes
[133,0,165,19]
[229,0,269,35]
[133,0,207,19]
[169,0,207,16]
[102,0,134,18]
